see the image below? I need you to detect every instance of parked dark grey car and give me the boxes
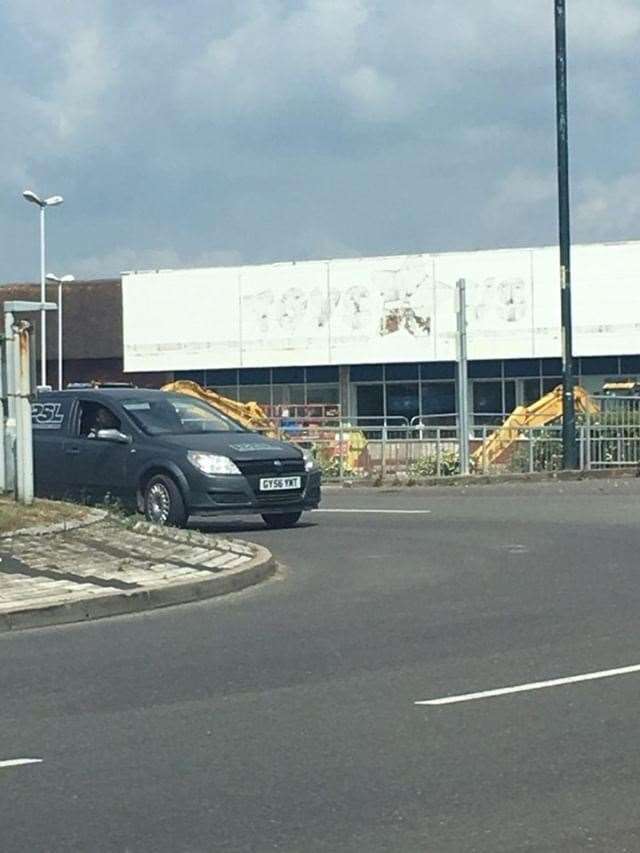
[32,387,321,527]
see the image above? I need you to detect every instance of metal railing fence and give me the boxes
[253,396,640,480]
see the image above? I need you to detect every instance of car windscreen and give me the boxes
[122,394,246,435]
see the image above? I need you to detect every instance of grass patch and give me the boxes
[0,496,89,534]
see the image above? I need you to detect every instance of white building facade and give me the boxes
[122,241,640,423]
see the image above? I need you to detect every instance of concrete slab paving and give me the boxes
[0,516,274,631]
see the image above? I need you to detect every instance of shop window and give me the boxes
[504,359,539,378]
[621,356,640,374]
[174,370,206,385]
[473,381,503,422]
[239,368,270,385]
[273,366,305,383]
[205,369,237,385]
[306,366,339,382]
[541,358,562,376]
[351,364,383,382]
[238,385,271,404]
[210,385,239,400]
[523,378,542,405]
[356,385,383,418]
[469,360,502,379]
[386,383,419,421]
[386,363,419,380]
[421,362,455,380]
[272,385,305,405]
[306,384,339,404]
[579,356,619,376]
[421,382,455,417]
[542,377,562,394]
[504,380,516,414]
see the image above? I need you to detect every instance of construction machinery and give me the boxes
[161,380,281,438]
[162,380,369,473]
[471,384,599,467]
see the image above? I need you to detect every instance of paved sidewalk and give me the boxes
[0,515,274,631]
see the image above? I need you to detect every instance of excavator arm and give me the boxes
[161,380,281,438]
[471,384,598,466]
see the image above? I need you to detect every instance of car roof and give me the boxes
[37,388,170,401]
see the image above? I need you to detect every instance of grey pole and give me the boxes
[58,281,62,390]
[456,278,470,475]
[40,204,46,387]
[4,301,57,504]
[23,190,63,388]
[554,0,578,468]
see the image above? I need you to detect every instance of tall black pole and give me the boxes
[554,0,578,468]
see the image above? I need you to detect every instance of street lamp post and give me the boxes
[46,274,75,390]
[22,190,64,387]
[554,0,577,468]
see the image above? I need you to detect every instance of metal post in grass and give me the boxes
[554,0,578,468]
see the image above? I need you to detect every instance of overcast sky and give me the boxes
[1,0,639,283]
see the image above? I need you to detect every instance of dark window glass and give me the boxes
[541,358,562,376]
[386,383,419,420]
[273,366,305,383]
[351,364,383,381]
[421,382,456,416]
[385,363,419,380]
[469,360,502,379]
[579,356,619,376]
[174,370,206,385]
[356,384,383,418]
[237,386,271,404]
[504,359,539,378]
[420,362,455,380]
[306,366,339,382]
[621,356,640,374]
[504,380,516,413]
[523,378,542,405]
[205,369,237,385]
[542,377,562,394]
[239,368,270,385]
[306,384,339,404]
[473,381,502,416]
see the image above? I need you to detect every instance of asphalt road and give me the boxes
[2,479,640,852]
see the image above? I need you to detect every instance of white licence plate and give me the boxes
[259,476,302,492]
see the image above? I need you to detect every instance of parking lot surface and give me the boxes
[2,479,640,852]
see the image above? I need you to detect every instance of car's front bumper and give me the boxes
[184,469,321,517]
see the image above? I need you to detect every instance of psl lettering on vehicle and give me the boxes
[31,402,65,429]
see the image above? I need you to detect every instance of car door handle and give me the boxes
[65,446,81,455]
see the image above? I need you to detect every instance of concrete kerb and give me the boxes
[0,545,275,632]
[1,507,108,539]
[0,511,276,632]
[326,467,639,489]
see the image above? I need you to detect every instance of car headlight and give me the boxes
[301,448,316,472]
[187,451,242,476]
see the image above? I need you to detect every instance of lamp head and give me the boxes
[23,189,44,206]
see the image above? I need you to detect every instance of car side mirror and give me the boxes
[96,428,132,444]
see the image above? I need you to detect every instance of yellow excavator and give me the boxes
[471,384,599,467]
[162,379,369,471]
[161,380,281,437]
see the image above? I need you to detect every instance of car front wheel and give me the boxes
[261,511,302,529]
[144,474,188,528]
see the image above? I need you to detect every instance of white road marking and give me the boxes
[314,509,431,515]
[0,758,42,768]
[415,663,640,706]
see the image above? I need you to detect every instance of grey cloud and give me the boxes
[2,0,639,283]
